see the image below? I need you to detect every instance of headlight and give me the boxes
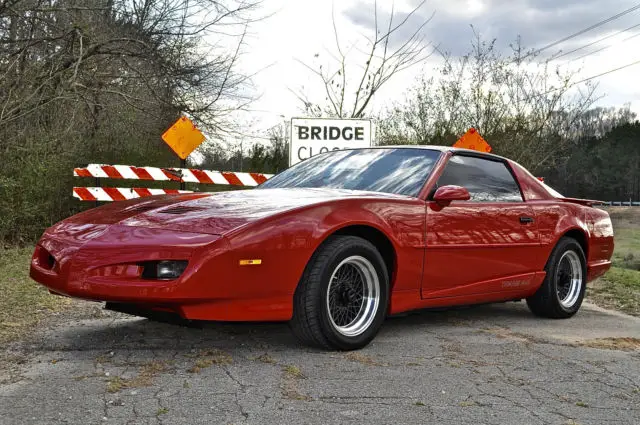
[141,260,188,280]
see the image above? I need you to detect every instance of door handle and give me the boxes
[519,216,534,224]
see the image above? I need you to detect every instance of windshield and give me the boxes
[259,148,441,197]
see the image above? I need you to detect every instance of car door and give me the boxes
[422,154,542,299]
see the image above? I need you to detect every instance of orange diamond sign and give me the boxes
[453,128,492,153]
[161,116,206,159]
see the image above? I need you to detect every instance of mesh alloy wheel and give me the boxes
[555,250,583,309]
[326,256,380,337]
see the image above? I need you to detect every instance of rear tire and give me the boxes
[289,235,389,350]
[526,237,587,319]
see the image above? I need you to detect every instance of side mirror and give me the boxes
[433,185,470,206]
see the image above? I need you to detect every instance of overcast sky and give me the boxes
[234,0,640,141]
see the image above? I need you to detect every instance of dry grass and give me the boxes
[589,269,640,316]
[577,337,640,352]
[106,376,126,393]
[186,349,232,373]
[587,207,640,316]
[481,327,543,344]
[106,360,170,393]
[0,248,71,343]
[605,207,640,270]
[282,364,305,379]
[252,353,277,364]
[281,364,310,401]
[281,387,311,401]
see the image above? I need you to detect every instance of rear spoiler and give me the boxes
[557,197,606,207]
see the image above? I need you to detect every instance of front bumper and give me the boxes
[30,224,222,303]
[29,223,294,322]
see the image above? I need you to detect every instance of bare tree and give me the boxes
[265,122,288,172]
[294,0,434,118]
[0,0,260,136]
[378,32,599,170]
[0,0,263,242]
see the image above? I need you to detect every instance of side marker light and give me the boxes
[239,259,262,266]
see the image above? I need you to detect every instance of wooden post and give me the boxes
[180,158,186,190]
[94,176,100,208]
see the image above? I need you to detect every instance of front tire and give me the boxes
[526,237,587,318]
[290,235,389,350]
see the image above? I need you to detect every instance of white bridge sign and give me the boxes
[289,118,373,166]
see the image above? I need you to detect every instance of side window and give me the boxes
[436,156,523,202]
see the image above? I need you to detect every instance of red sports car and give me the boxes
[31,146,614,350]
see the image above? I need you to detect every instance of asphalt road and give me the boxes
[1,301,639,425]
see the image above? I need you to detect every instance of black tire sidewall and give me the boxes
[315,239,389,350]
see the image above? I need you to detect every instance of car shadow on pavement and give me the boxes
[46,301,537,353]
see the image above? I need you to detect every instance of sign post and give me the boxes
[161,116,206,189]
[289,118,373,166]
[179,158,186,190]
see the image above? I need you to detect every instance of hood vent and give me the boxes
[124,204,157,214]
[159,206,205,215]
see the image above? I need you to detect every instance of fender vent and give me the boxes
[159,206,204,215]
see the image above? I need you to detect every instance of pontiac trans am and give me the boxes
[30,146,614,350]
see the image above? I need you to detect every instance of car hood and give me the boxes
[61,188,411,235]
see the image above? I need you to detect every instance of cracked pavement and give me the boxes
[1,301,639,425]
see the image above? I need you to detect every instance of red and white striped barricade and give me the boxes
[73,164,273,202]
